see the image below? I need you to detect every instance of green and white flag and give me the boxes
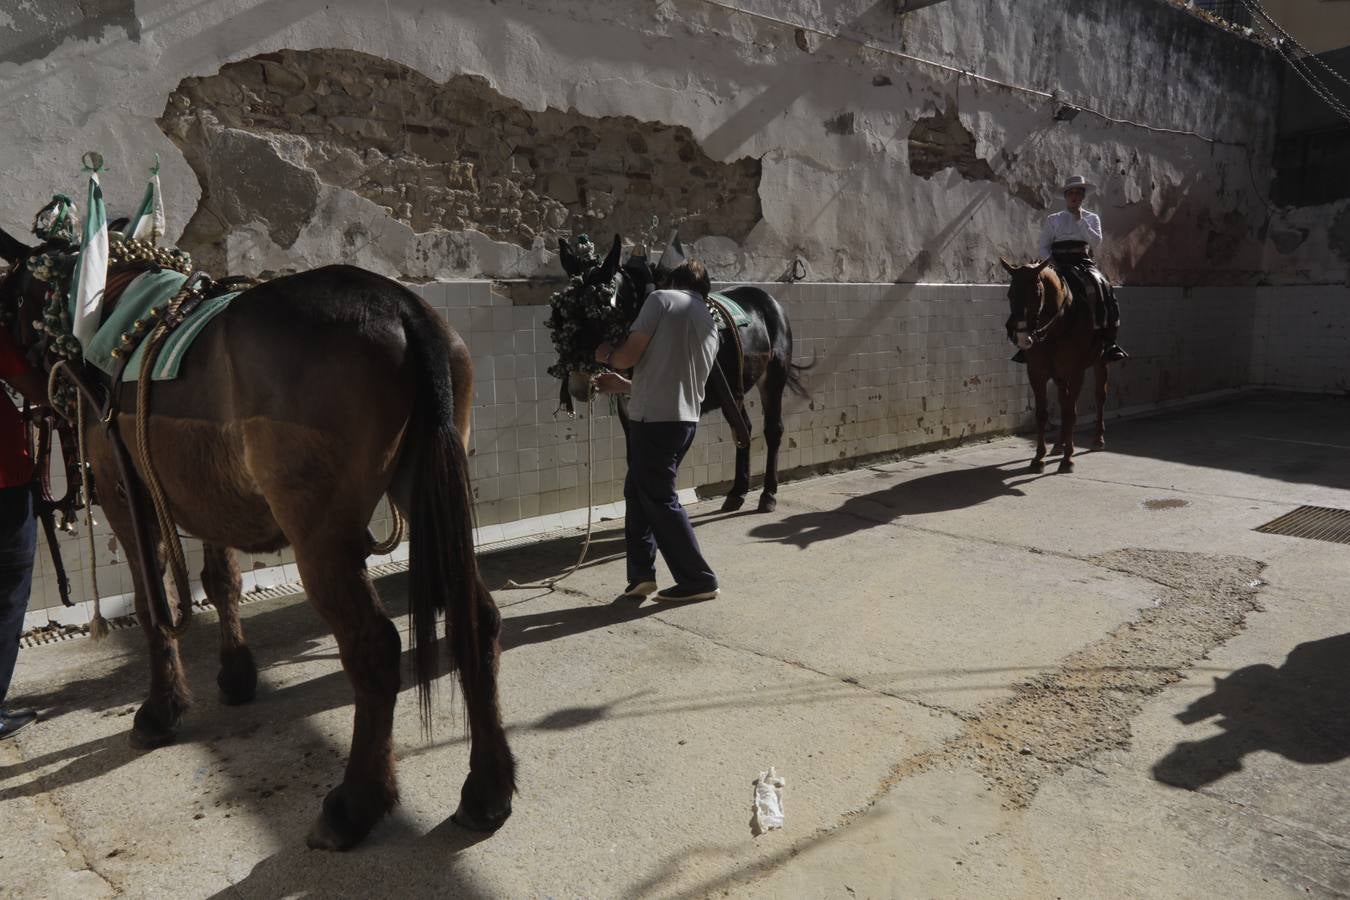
[70,152,109,349]
[125,155,165,244]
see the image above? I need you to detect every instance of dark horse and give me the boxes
[0,222,514,849]
[555,235,808,512]
[1001,257,1108,473]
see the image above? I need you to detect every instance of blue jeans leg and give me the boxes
[624,421,717,591]
[0,485,37,707]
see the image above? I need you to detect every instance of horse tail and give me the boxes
[786,350,816,399]
[398,297,482,734]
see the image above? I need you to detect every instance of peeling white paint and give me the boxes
[0,0,1330,285]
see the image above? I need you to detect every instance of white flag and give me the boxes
[70,161,109,349]
[127,155,165,244]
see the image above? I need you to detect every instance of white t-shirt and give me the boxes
[627,289,720,423]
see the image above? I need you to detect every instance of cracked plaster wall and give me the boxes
[0,0,1337,286]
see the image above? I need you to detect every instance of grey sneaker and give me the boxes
[0,709,37,740]
[616,581,658,602]
[652,584,719,602]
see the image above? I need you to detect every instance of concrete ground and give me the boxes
[2,391,1348,899]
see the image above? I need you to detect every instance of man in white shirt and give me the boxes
[592,260,721,604]
[1031,175,1127,362]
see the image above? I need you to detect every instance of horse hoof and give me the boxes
[217,647,258,706]
[1058,459,1075,474]
[306,783,392,851]
[721,495,746,513]
[129,699,185,749]
[757,495,778,513]
[1029,459,1045,474]
[451,798,512,832]
[452,770,514,832]
[1091,439,1106,451]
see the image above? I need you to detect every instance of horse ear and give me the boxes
[0,225,33,265]
[998,256,1016,275]
[558,238,580,277]
[598,233,622,281]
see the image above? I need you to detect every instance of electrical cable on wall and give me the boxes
[689,0,1249,146]
[1237,0,1350,126]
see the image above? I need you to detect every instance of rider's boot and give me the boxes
[1011,349,1027,364]
[1100,325,1128,362]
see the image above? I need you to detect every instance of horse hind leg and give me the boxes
[451,573,516,831]
[1091,359,1108,450]
[203,543,256,705]
[295,538,403,851]
[722,402,753,512]
[756,361,789,513]
[1057,377,1082,473]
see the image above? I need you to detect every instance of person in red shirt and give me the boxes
[0,328,47,740]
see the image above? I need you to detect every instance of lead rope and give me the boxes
[135,293,194,638]
[504,391,598,590]
[47,360,110,638]
[370,507,405,555]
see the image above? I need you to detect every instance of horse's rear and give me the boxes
[701,285,807,512]
[87,265,513,849]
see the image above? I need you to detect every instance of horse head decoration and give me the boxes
[548,232,810,512]
[999,256,1108,473]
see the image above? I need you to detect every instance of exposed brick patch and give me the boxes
[908,103,1043,210]
[159,48,762,268]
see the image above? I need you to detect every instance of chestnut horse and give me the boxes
[0,224,514,850]
[1000,257,1108,473]
[554,235,808,512]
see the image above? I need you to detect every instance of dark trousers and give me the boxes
[0,484,36,707]
[624,421,717,591]
[1053,254,1120,329]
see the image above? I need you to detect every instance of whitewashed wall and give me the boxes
[23,280,1347,624]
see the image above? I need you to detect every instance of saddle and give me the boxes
[1051,257,1112,328]
[704,293,752,449]
[53,264,256,633]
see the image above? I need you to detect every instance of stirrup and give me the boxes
[1104,344,1128,362]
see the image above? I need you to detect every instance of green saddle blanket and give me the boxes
[708,291,752,329]
[82,270,240,382]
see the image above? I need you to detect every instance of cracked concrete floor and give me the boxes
[1,391,1348,898]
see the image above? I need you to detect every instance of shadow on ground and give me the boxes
[1106,393,1350,492]
[747,462,1046,548]
[1153,632,1350,790]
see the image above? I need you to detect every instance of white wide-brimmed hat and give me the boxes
[1061,175,1093,193]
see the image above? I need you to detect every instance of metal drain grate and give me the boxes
[1255,505,1350,545]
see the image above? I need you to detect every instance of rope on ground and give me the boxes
[503,392,599,590]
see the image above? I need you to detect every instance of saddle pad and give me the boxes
[82,270,239,382]
[708,291,752,328]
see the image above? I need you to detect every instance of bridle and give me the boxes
[0,252,87,608]
[1009,272,1045,352]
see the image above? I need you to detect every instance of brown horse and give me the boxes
[0,225,514,850]
[1000,257,1108,473]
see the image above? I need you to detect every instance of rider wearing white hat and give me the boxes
[1028,175,1127,363]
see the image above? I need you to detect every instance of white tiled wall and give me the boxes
[1250,285,1350,393]
[23,280,1348,621]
